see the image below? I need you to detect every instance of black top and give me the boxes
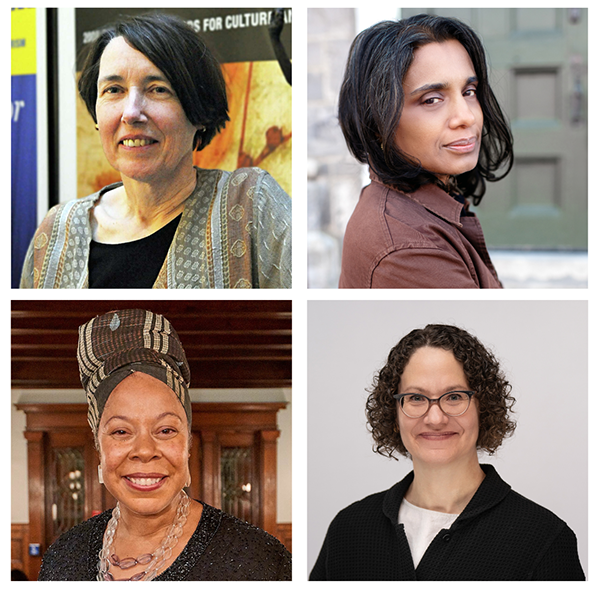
[89,215,181,288]
[310,464,585,581]
[39,501,291,581]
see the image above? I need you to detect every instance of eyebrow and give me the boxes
[98,74,171,87]
[103,411,183,425]
[409,75,478,96]
[400,385,468,395]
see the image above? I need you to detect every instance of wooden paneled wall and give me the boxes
[11,523,31,580]
[12,300,291,388]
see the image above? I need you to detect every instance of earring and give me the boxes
[98,465,104,484]
[95,123,99,131]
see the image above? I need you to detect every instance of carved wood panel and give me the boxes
[12,300,291,388]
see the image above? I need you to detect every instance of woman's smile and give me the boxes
[418,431,458,441]
[123,474,168,492]
[119,135,159,148]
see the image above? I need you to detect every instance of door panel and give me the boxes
[401,7,587,248]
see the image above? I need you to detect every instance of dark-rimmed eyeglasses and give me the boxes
[393,390,475,418]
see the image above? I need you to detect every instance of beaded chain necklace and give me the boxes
[98,490,191,581]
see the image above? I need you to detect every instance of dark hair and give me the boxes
[366,324,516,459]
[78,12,229,151]
[338,14,513,205]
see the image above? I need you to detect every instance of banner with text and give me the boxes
[75,8,292,198]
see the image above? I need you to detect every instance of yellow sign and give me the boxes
[11,8,36,76]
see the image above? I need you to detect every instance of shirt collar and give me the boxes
[369,170,465,227]
[382,464,512,527]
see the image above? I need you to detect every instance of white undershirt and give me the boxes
[398,499,459,568]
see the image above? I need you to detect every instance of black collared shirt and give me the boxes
[310,464,585,580]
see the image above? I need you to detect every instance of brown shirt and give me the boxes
[339,178,501,289]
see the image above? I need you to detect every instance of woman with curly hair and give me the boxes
[310,324,584,581]
[338,15,512,288]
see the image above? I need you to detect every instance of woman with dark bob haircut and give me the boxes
[311,324,585,580]
[338,15,512,289]
[21,12,291,289]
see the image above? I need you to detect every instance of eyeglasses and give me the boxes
[393,390,475,418]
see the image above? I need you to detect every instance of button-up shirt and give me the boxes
[310,464,585,580]
[339,176,501,288]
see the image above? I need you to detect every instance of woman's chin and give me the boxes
[116,495,179,518]
[114,164,160,183]
[411,445,463,467]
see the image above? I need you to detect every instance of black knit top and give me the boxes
[39,501,291,581]
[88,215,181,288]
[310,464,584,581]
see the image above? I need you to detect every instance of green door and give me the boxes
[401,8,587,249]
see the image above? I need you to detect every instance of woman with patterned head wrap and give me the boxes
[38,308,291,581]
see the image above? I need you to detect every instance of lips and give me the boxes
[443,136,478,153]
[123,473,167,490]
[119,136,158,148]
[419,432,457,441]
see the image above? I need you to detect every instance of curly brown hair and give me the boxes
[366,324,516,459]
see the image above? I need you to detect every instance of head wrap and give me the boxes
[77,309,191,434]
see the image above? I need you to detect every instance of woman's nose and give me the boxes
[450,96,476,128]
[121,89,147,125]
[131,432,159,460]
[424,401,448,424]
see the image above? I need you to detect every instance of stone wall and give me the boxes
[307,8,366,288]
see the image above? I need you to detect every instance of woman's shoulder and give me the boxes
[502,488,571,530]
[36,196,88,225]
[472,469,585,579]
[470,466,580,556]
[35,183,123,243]
[473,466,567,527]
[345,182,440,248]
[206,504,289,552]
[196,165,266,183]
[196,503,291,580]
[326,473,414,536]
[35,187,110,231]
[217,166,274,182]
[38,511,110,580]
[196,166,289,203]
[328,487,397,531]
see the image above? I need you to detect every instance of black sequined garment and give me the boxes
[38,502,291,581]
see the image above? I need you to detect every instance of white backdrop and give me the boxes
[307,299,588,577]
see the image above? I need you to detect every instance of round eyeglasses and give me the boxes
[393,390,475,418]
